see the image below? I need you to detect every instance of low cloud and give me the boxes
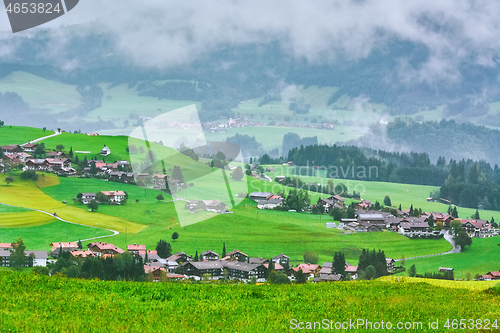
[0,0,499,83]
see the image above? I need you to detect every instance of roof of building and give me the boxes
[88,242,125,253]
[0,243,13,249]
[50,242,78,249]
[101,191,126,196]
[26,250,48,259]
[249,191,273,198]
[201,250,218,256]
[183,260,224,269]
[127,244,146,251]
[71,250,94,257]
[358,214,385,221]
[223,261,263,272]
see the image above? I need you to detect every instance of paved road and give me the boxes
[0,202,119,242]
[23,130,61,145]
[395,230,460,261]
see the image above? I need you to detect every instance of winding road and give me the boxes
[0,202,119,242]
[23,130,61,145]
[395,230,460,262]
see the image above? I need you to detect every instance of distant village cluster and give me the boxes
[0,241,398,283]
[202,117,335,133]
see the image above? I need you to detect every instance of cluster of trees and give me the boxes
[282,133,318,158]
[44,251,145,281]
[20,170,38,181]
[440,159,500,210]
[448,220,473,251]
[357,249,389,280]
[288,99,311,114]
[287,144,449,186]
[408,265,454,280]
[226,134,264,160]
[74,85,104,116]
[274,188,310,212]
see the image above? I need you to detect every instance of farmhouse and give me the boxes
[100,191,126,203]
[182,260,224,278]
[152,174,168,189]
[223,261,266,280]
[223,250,249,262]
[200,250,219,261]
[345,265,359,279]
[256,197,284,209]
[198,200,227,213]
[87,242,125,256]
[167,252,193,264]
[357,214,385,227]
[399,222,431,234]
[0,249,47,267]
[1,144,23,155]
[25,159,50,171]
[127,244,146,254]
[22,143,37,153]
[249,191,273,201]
[49,242,79,257]
[272,253,290,267]
[80,193,96,204]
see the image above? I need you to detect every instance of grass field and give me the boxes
[394,236,500,280]
[0,220,113,250]
[265,165,500,221]
[0,211,56,228]
[0,174,145,233]
[0,205,31,213]
[2,271,500,332]
[0,125,54,145]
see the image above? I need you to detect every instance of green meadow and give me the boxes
[0,125,54,145]
[265,164,500,221]
[396,236,500,280]
[0,220,113,250]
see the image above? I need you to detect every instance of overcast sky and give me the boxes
[1,0,499,80]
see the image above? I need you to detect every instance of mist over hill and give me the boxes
[350,118,500,166]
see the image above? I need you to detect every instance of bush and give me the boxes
[20,170,38,181]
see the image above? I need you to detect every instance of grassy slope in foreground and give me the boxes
[0,125,54,145]
[1,271,500,332]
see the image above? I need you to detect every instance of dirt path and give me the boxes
[0,202,119,242]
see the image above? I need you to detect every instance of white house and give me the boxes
[100,191,126,203]
[100,145,111,156]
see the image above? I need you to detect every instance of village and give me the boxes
[3,142,500,283]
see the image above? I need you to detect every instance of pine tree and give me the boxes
[69,147,73,158]
[222,243,226,258]
[194,251,199,261]
[398,204,402,211]
[77,239,83,249]
[471,209,480,220]
[409,204,414,216]
[428,214,435,228]
[452,206,459,218]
